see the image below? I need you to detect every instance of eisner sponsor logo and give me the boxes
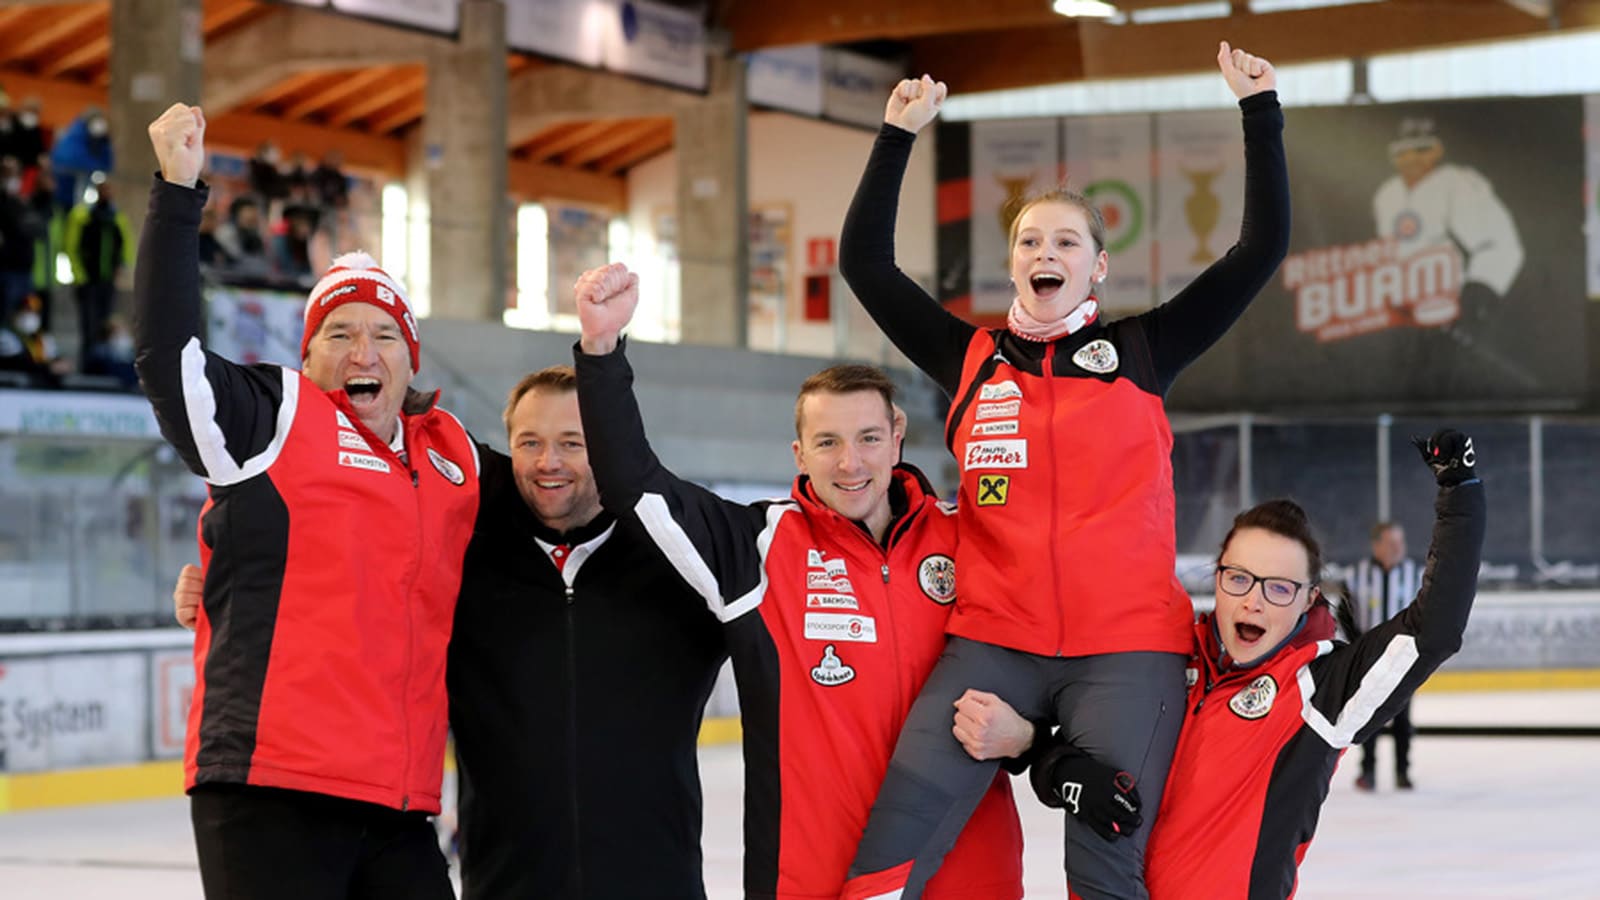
[803,613,877,643]
[807,593,859,610]
[972,420,1019,436]
[978,380,1022,401]
[338,452,391,473]
[963,439,1028,470]
[975,400,1021,421]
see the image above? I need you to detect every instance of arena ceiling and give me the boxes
[1,0,1596,209]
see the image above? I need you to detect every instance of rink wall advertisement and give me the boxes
[936,94,1590,411]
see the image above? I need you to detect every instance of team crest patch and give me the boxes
[918,554,957,604]
[1229,675,1278,720]
[977,474,1009,507]
[811,645,856,686]
[1072,339,1119,374]
[427,448,466,485]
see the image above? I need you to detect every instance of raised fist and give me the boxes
[575,262,640,355]
[147,102,206,188]
[1217,42,1276,99]
[884,74,948,135]
[1412,428,1477,487]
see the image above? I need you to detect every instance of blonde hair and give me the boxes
[1006,187,1107,256]
[502,366,577,434]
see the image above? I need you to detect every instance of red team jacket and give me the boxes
[1146,481,1485,900]
[134,177,480,814]
[575,345,1023,900]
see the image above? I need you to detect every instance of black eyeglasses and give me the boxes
[1215,564,1307,607]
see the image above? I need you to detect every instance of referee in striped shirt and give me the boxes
[1351,521,1422,791]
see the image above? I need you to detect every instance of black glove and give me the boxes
[1412,428,1477,487]
[1029,742,1142,842]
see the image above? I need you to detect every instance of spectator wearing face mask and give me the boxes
[0,294,69,385]
[49,107,112,210]
[12,98,46,170]
[64,175,131,368]
[83,314,139,388]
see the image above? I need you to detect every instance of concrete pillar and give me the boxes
[675,49,748,347]
[110,0,203,235]
[420,0,508,321]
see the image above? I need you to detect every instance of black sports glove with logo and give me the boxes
[1028,740,1142,842]
[1411,428,1477,487]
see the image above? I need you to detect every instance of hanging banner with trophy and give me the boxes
[969,119,1062,314]
[1154,110,1246,298]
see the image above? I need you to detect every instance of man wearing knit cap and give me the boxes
[135,102,477,899]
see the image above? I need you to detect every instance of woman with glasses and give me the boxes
[839,43,1289,900]
[1029,429,1485,900]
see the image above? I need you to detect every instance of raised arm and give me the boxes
[133,103,286,482]
[839,75,975,395]
[1141,44,1291,391]
[1306,429,1485,746]
[573,263,783,620]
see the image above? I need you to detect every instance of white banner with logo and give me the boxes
[149,649,195,759]
[329,0,459,33]
[748,45,824,117]
[506,0,606,67]
[0,653,148,772]
[1154,110,1245,297]
[1586,94,1600,299]
[822,49,903,129]
[205,286,309,370]
[603,0,706,91]
[0,390,158,438]
[1065,114,1156,314]
[969,120,1062,314]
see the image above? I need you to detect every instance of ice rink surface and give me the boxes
[2,690,1597,899]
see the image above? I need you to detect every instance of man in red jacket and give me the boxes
[572,263,1034,899]
[137,103,477,899]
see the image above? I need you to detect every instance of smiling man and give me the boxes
[135,102,479,899]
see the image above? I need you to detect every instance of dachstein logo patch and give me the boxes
[1072,339,1119,374]
[427,448,466,486]
[338,451,391,474]
[811,645,856,686]
[917,554,956,604]
[1229,675,1278,720]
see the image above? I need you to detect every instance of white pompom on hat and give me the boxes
[301,251,420,372]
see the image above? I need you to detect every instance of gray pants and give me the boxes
[846,637,1187,900]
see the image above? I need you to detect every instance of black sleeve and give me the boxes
[1139,92,1291,392]
[1304,478,1486,745]
[839,123,976,396]
[573,339,781,620]
[132,176,288,481]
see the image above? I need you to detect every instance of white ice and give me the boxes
[2,690,1596,899]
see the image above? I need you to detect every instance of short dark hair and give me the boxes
[503,366,576,434]
[1219,499,1327,608]
[228,195,259,218]
[794,365,896,437]
[1369,521,1402,542]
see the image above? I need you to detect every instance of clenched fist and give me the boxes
[575,262,640,355]
[1217,42,1276,99]
[148,102,206,188]
[884,74,948,135]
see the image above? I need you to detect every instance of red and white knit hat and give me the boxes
[301,252,421,372]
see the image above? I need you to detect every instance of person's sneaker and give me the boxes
[1355,774,1376,792]
[1396,774,1414,790]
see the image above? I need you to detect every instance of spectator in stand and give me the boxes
[12,97,47,171]
[0,294,69,384]
[83,314,139,388]
[273,203,319,284]
[0,156,38,321]
[198,204,231,272]
[311,149,349,214]
[49,107,112,210]
[0,91,18,164]
[214,194,270,278]
[27,160,63,330]
[248,140,288,213]
[64,175,131,368]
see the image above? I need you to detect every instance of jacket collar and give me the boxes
[1196,603,1337,679]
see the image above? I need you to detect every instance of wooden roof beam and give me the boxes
[508,157,626,211]
[8,4,107,60]
[326,69,426,128]
[596,126,675,174]
[561,117,669,168]
[281,66,393,121]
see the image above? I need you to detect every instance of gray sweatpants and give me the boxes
[846,637,1187,900]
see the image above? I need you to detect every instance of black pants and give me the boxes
[845,637,1187,900]
[1360,699,1413,778]
[190,784,454,900]
[75,280,114,370]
